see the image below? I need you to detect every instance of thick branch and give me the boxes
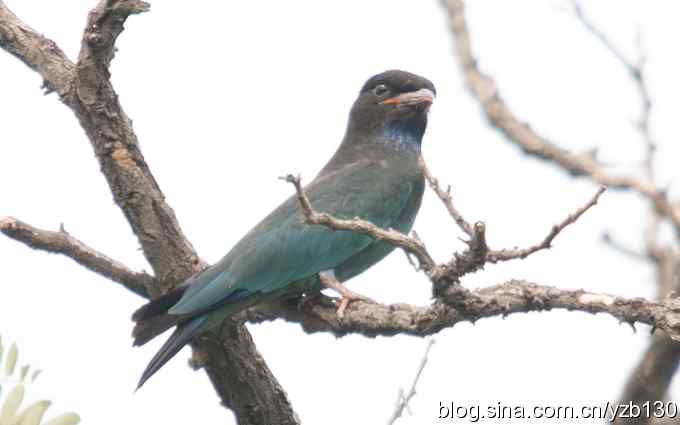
[616,244,680,422]
[0,216,150,297]
[69,0,201,290]
[0,0,74,95]
[441,0,680,235]
[245,280,680,341]
[614,336,680,425]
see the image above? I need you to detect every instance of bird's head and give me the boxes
[347,70,436,152]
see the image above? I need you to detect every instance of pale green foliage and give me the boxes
[0,336,80,425]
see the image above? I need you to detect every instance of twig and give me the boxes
[569,2,656,182]
[281,174,439,275]
[421,159,474,236]
[387,339,436,425]
[0,216,150,297]
[569,1,637,77]
[486,186,606,262]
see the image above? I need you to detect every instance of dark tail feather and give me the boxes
[132,314,182,347]
[136,316,206,390]
[132,286,189,346]
[132,286,187,322]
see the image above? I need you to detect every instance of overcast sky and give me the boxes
[1,1,679,424]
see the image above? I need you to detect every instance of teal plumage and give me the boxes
[133,70,435,388]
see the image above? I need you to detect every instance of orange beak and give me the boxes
[380,88,435,107]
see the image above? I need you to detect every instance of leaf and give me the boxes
[42,413,80,425]
[0,384,25,423]
[14,400,50,425]
[19,365,29,382]
[4,343,17,376]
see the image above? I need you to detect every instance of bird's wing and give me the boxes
[169,158,416,315]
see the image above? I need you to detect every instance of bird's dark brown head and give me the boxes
[347,70,436,152]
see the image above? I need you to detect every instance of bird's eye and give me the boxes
[373,84,388,97]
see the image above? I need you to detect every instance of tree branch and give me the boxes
[0,216,150,297]
[282,170,601,297]
[440,0,680,236]
[244,279,680,341]
[0,0,74,95]
[569,1,656,182]
[387,339,435,425]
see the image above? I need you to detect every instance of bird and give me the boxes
[132,69,436,388]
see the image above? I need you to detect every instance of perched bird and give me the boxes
[132,69,436,388]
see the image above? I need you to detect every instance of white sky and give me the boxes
[1,1,680,424]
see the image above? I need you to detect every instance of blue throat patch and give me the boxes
[382,120,424,153]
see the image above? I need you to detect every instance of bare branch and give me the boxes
[387,339,436,425]
[0,216,150,297]
[569,1,637,77]
[421,159,473,237]
[633,31,656,183]
[281,174,439,275]
[245,280,680,342]
[0,0,74,95]
[486,187,606,262]
[282,173,601,295]
[441,0,680,236]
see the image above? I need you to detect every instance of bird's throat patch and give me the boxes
[382,121,424,153]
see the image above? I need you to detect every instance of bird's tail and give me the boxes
[131,286,188,347]
[136,316,207,390]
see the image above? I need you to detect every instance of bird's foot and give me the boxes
[319,271,375,318]
[334,289,374,319]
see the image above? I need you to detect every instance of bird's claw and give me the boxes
[334,290,375,318]
[318,271,375,318]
